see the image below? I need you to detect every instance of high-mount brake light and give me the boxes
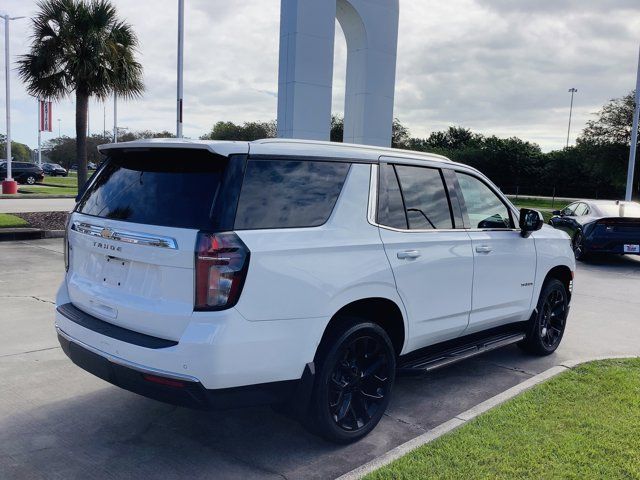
[195,232,250,310]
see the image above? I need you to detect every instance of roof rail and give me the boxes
[252,138,451,162]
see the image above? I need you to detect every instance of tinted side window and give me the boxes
[457,173,512,229]
[395,165,453,229]
[377,163,408,229]
[234,159,350,230]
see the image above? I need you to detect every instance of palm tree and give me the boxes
[18,0,144,187]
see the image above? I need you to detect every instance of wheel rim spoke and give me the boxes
[336,392,352,422]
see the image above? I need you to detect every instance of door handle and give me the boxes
[397,250,421,260]
[475,245,493,253]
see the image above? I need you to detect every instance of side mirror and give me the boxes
[519,208,544,237]
[552,210,562,216]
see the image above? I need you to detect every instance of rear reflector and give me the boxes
[143,374,185,388]
[195,232,250,310]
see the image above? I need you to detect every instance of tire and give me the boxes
[25,175,37,185]
[306,318,396,443]
[572,230,588,261]
[518,278,568,356]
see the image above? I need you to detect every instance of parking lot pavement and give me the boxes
[0,198,75,213]
[1,239,639,480]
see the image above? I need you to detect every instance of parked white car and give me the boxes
[56,138,575,442]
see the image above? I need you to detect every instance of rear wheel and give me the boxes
[519,278,568,355]
[306,319,396,443]
[572,231,587,261]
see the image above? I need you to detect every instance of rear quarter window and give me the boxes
[233,159,350,229]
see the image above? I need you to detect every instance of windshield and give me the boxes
[597,202,640,217]
[76,149,228,229]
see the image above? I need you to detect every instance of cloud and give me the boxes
[1,0,639,152]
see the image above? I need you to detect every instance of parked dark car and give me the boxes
[549,200,640,260]
[42,163,68,177]
[69,163,96,171]
[0,161,45,185]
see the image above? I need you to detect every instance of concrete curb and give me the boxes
[337,355,638,480]
[0,194,76,199]
[0,229,64,241]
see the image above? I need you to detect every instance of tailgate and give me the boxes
[65,147,235,341]
[67,214,197,341]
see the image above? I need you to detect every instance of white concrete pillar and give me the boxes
[277,0,399,147]
[277,0,337,140]
[338,0,399,147]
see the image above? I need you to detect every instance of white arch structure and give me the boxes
[277,0,399,147]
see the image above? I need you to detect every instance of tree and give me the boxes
[330,115,344,142]
[328,115,410,146]
[18,0,144,188]
[43,130,175,168]
[0,135,32,162]
[579,90,636,145]
[201,121,276,141]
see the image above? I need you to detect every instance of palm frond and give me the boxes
[19,0,144,101]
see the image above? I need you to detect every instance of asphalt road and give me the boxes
[1,239,639,479]
[0,198,75,213]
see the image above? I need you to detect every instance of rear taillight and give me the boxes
[195,232,250,310]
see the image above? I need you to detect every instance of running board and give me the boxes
[398,332,526,374]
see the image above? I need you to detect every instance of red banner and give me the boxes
[39,100,52,132]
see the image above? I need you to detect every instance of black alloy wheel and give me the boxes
[572,231,586,260]
[538,287,567,350]
[519,278,568,355]
[308,320,396,443]
[329,335,391,432]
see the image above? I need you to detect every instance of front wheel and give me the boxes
[25,175,37,185]
[519,278,568,356]
[306,319,396,443]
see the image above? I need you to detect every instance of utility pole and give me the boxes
[176,0,184,138]
[625,46,640,201]
[566,88,578,148]
[1,13,25,194]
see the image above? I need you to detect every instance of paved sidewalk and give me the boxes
[1,239,639,479]
[0,198,75,213]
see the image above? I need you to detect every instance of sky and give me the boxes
[1,0,639,153]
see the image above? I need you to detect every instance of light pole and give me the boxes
[1,13,26,195]
[625,46,640,201]
[566,87,578,148]
[57,118,61,137]
[176,0,184,138]
[113,93,118,143]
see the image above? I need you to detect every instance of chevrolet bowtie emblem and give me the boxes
[100,227,114,239]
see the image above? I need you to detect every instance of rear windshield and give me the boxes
[76,149,227,229]
[597,203,640,218]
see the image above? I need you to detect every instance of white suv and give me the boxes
[56,138,575,443]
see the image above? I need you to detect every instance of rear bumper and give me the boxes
[55,280,326,392]
[57,327,299,410]
[584,236,640,255]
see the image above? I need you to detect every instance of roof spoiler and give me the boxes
[97,139,249,157]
